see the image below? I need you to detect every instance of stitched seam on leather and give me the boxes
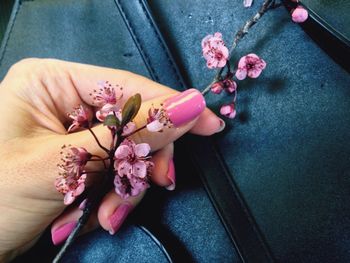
[138,0,184,89]
[0,0,21,67]
[116,0,159,82]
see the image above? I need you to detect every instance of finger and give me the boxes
[190,108,225,135]
[97,190,145,235]
[151,143,175,190]
[51,204,99,245]
[64,89,206,156]
[44,59,176,108]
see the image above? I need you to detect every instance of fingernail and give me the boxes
[166,159,176,191]
[217,118,226,133]
[164,89,206,127]
[51,221,77,245]
[108,203,133,235]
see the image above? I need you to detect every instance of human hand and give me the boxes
[0,58,224,262]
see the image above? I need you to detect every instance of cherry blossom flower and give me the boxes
[243,0,253,8]
[114,139,153,198]
[114,173,149,199]
[56,146,92,205]
[114,139,153,179]
[291,6,308,23]
[235,53,266,80]
[202,32,229,69]
[55,172,87,205]
[146,105,172,132]
[57,146,92,176]
[223,78,237,93]
[220,103,236,119]
[211,81,224,94]
[96,103,120,122]
[91,81,123,106]
[67,105,90,132]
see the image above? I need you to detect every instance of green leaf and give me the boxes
[103,114,120,127]
[121,93,141,125]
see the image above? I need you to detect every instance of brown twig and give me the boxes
[202,0,275,96]
[88,128,110,154]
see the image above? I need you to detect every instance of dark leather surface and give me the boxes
[148,0,350,262]
[302,0,350,42]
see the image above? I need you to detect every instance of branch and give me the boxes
[88,128,110,154]
[202,0,274,96]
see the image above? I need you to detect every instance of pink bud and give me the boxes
[220,103,236,119]
[291,6,308,23]
[243,0,253,8]
[223,79,237,93]
[211,82,224,94]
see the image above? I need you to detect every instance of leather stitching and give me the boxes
[0,0,21,67]
[137,0,185,89]
[115,0,160,82]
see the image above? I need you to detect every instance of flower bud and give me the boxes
[220,103,236,119]
[291,6,308,23]
[211,81,224,94]
[223,79,237,93]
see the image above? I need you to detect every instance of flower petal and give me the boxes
[117,160,132,177]
[135,143,151,157]
[64,191,76,205]
[115,145,132,159]
[147,120,164,132]
[133,161,147,178]
[235,69,247,80]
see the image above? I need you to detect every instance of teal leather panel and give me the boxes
[148,0,350,262]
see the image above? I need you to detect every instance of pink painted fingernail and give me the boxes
[51,221,77,245]
[166,159,176,191]
[164,89,206,127]
[108,203,133,235]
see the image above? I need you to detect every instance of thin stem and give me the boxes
[90,154,109,160]
[202,0,274,96]
[89,158,109,161]
[88,128,110,154]
[123,124,147,139]
[229,0,274,55]
[53,154,115,262]
[86,170,108,174]
[201,67,224,96]
[53,201,93,263]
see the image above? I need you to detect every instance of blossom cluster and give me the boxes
[55,82,173,204]
[201,1,308,119]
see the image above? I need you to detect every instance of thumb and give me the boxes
[66,88,206,153]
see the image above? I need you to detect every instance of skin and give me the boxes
[0,58,223,262]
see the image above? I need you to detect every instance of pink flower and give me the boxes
[146,105,172,132]
[96,103,120,122]
[114,139,153,178]
[91,81,123,106]
[235,53,266,80]
[114,174,149,199]
[220,103,236,119]
[67,105,90,132]
[57,146,92,176]
[211,82,224,94]
[202,32,229,69]
[223,79,237,93]
[114,139,153,199]
[55,172,87,205]
[243,0,253,8]
[56,146,92,205]
[291,6,308,23]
